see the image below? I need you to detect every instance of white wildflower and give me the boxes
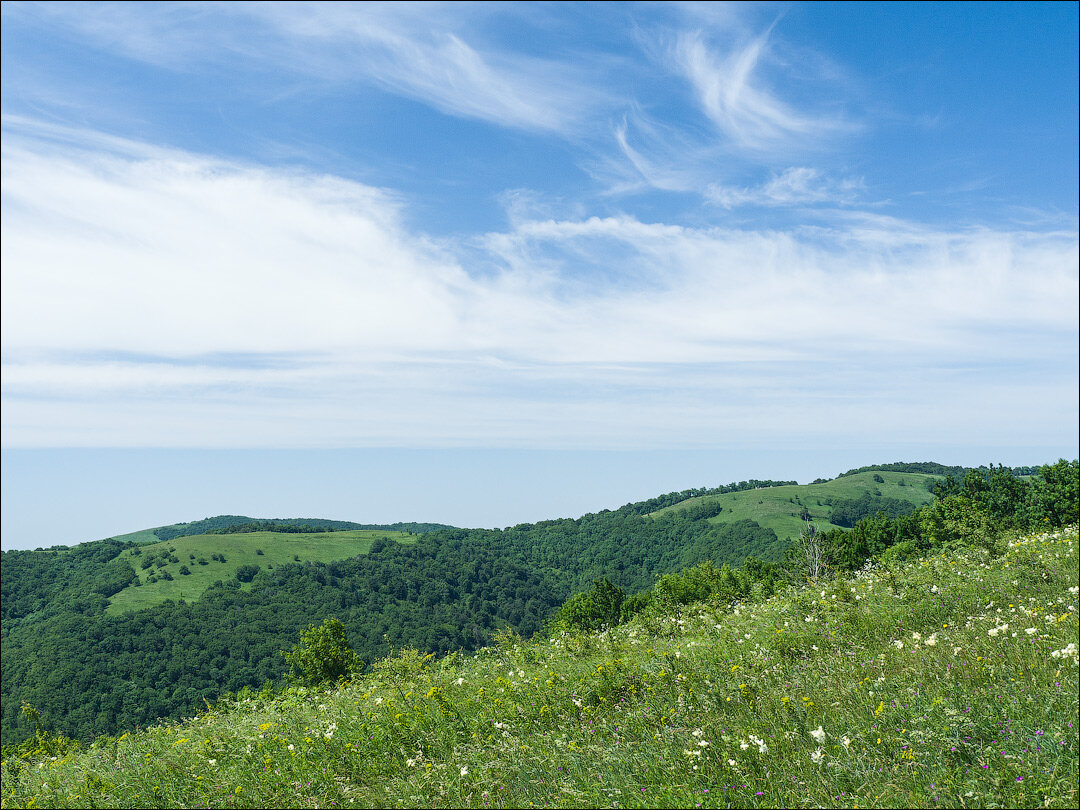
[810,748,824,764]
[893,640,904,649]
[460,766,469,776]
[841,736,851,749]
[406,758,416,767]
[924,634,938,647]
[809,726,826,744]
[912,632,922,642]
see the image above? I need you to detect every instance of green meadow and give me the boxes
[5,524,1076,809]
[652,471,940,540]
[105,530,413,616]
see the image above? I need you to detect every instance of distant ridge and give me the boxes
[835,461,1039,479]
[140,516,456,543]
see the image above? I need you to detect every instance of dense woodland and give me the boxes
[1,460,1075,746]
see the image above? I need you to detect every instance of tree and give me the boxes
[281,618,362,686]
[553,579,625,633]
[1028,459,1079,528]
[793,520,828,582]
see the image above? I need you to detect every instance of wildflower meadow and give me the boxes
[3,525,1077,808]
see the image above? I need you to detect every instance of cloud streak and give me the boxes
[671,26,854,154]
[2,121,1076,449]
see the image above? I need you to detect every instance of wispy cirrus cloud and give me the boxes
[706,167,864,208]
[671,25,856,154]
[2,121,1076,448]
[6,2,611,136]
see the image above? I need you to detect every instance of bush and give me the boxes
[553,579,626,633]
[234,564,260,583]
[281,618,362,686]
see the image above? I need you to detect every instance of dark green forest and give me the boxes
[1,460,1075,746]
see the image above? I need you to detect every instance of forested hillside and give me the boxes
[2,474,1076,809]
[1,461,1074,747]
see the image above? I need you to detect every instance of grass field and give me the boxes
[105,530,413,616]
[6,524,1076,809]
[651,471,941,540]
[103,528,162,544]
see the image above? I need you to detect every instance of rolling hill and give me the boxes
[105,529,416,615]
[650,470,941,540]
[3,460,1066,747]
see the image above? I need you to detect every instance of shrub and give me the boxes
[281,617,362,686]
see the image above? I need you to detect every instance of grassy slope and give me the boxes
[4,526,1076,809]
[105,530,413,616]
[651,471,941,540]
[104,529,162,545]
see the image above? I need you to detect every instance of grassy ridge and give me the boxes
[652,471,940,540]
[5,525,1076,809]
[106,530,413,615]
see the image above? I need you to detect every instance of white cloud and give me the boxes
[672,27,850,152]
[706,167,863,208]
[2,122,1076,448]
[11,2,608,135]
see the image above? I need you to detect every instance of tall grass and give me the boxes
[3,526,1077,809]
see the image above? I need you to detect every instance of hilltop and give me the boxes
[105,516,455,546]
[105,529,417,615]
[649,470,939,541]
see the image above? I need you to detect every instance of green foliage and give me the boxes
[651,471,939,543]
[620,478,798,515]
[3,460,1074,747]
[919,495,994,550]
[552,579,625,633]
[1029,459,1080,528]
[829,492,916,527]
[281,618,362,686]
[234,564,260,583]
[837,461,975,478]
[4,525,1074,810]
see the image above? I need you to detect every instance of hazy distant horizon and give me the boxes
[4,446,1075,551]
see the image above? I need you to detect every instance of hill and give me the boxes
[107,516,453,545]
[105,529,416,615]
[650,470,940,541]
[3,523,1076,809]
[1,460,1071,747]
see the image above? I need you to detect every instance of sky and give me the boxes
[1,2,1077,550]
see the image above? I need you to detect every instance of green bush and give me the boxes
[281,618,362,686]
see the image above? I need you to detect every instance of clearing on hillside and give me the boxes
[650,470,941,541]
[106,529,413,615]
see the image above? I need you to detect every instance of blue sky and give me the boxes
[1,2,1077,549]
